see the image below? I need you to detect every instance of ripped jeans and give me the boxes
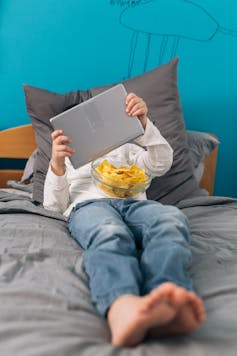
[68,198,192,316]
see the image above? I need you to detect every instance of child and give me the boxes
[44,93,206,347]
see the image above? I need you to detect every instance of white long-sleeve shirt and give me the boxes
[43,119,173,217]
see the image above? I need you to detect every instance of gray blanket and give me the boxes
[0,191,237,355]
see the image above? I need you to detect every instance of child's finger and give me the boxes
[130,109,145,117]
[55,135,72,145]
[125,92,137,104]
[128,103,142,116]
[51,129,63,140]
[126,97,142,114]
[56,144,75,154]
[55,151,74,159]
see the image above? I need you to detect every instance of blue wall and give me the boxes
[1,0,237,197]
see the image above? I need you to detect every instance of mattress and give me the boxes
[0,191,237,355]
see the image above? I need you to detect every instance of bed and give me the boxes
[1,58,237,355]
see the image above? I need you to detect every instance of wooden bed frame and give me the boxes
[0,124,37,187]
[0,124,218,195]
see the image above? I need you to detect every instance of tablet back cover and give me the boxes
[50,84,144,168]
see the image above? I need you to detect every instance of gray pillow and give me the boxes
[187,130,219,183]
[24,57,200,205]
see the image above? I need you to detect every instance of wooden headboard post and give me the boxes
[199,135,218,195]
[0,124,37,188]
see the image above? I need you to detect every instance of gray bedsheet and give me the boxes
[0,191,237,355]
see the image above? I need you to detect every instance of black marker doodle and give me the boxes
[110,0,237,77]
[109,0,143,6]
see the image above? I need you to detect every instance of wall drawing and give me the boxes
[109,0,237,77]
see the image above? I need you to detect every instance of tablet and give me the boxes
[50,84,144,168]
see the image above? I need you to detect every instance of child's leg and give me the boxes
[121,199,193,293]
[68,199,142,316]
[120,200,205,340]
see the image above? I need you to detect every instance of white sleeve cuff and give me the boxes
[46,166,68,189]
[134,118,163,147]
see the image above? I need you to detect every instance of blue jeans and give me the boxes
[68,198,192,316]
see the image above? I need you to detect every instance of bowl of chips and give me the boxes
[91,158,152,198]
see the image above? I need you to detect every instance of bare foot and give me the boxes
[148,287,206,338]
[107,282,184,347]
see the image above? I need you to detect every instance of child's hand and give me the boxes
[125,93,148,129]
[50,130,75,176]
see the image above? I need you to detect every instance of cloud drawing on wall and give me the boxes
[110,0,237,77]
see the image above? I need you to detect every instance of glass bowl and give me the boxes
[91,157,152,198]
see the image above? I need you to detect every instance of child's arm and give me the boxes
[133,120,173,178]
[125,94,173,177]
[43,130,75,213]
[50,130,75,176]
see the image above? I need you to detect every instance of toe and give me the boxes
[186,292,206,322]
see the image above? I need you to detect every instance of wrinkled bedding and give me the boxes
[0,191,237,356]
